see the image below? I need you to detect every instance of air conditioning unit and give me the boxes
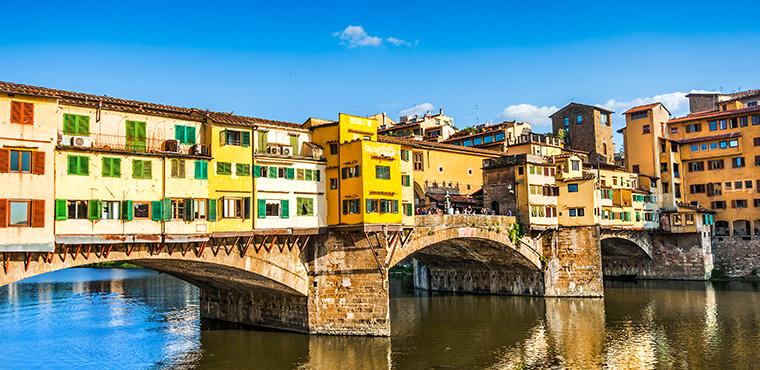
[192,144,209,156]
[282,146,292,156]
[268,146,281,155]
[60,134,75,146]
[164,139,180,153]
[71,136,92,148]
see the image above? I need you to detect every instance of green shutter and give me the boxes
[307,198,314,216]
[175,125,186,142]
[280,199,289,219]
[112,158,121,177]
[77,115,90,135]
[55,199,68,220]
[143,161,152,179]
[242,131,251,147]
[253,165,261,177]
[88,199,101,220]
[132,160,142,179]
[257,199,266,218]
[268,166,277,178]
[102,157,111,177]
[305,169,313,181]
[296,198,303,216]
[151,201,163,221]
[290,135,299,155]
[79,156,89,175]
[243,197,251,219]
[184,198,194,221]
[67,156,77,174]
[186,126,196,144]
[315,170,320,181]
[194,160,201,179]
[63,114,77,135]
[122,200,133,220]
[286,167,295,179]
[194,160,208,179]
[163,198,172,221]
[208,199,217,221]
[258,131,267,151]
[126,121,147,151]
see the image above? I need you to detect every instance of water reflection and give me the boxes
[2,270,760,369]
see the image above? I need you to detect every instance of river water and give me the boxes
[1,268,759,369]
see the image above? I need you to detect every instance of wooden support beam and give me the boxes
[60,245,69,263]
[103,245,113,259]
[364,232,385,277]
[24,253,33,272]
[195,241,207,258]
[299,235,311,251]
[3,254,9,274]
[266,235,277,253]
[239,237,252,257]
[84,245,91,260]
[45,252,54,264]
[256,235,269,253]
[72,245,81,261]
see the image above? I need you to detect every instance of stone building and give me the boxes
[550,103,615,164]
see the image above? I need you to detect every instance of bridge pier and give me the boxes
[542,226,604,297]
[411,257,544,296]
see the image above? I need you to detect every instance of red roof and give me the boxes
[676,132,741,144]
[623,103,662,114]
[669,105,760,123]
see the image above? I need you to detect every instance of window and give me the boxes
[403,203,413,216]
[719,120,728,130]
[132,160,152,179]
[732,157,746,168]
[708,159,724,170]
[630,111,647,120]
[10,101,34,125]
[296,197,314,216]
[690,144,699,152]
[642,125,651,134]
[463,139,472,147]
[473,137,483,145]
[62,113,90,135]
[711,201,726,209]
[631,164,640,173]
[567,183,579,193]
[194,160,208,179]
[223,130,250,147]
[754,137,760,147]
[755,199,760,208]
[563,117,570,127]
[9,150,31,173]
[132,202,150,219]
[709,120,718,131]
[329,143,338,155]
[102,157,122,178]
[494,132,505,141]
[171,199,186,220]
[305,169,315,181]
[193,199,207,219]
[65,200,88,219]
[174,125,196,145]
[329,178,338,190]
[688,161,704,172]
[67,155,89,176]
[125,120,147,151]
[729,139,739,148]
[732,199,748,209]
[571,160,580,171]
[576,114,583,124]
[373,165,390,180]
[8,200,30,226]
[601,114,609,126]
[401,174,411,187]
[170,158,185,178]
[753,115,760,126]
[568,208,585,217]
[690,184,705,193]
[401,150,409,161]
[223,198,245,218]
[720,141,728,149]
[100,201,120,220]
[686,123,702,133]
[483,135,494,144]
[341,165,361,179]
[746,180,754,189]
[730,118,739,129]
[342,199,360,214]
[740,116,749,127]
[216,162,232,175]
[236,163,251,176]
[756,155,760,167]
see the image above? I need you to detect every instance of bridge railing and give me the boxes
[414,214,517,229]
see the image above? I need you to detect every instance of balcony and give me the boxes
[58,132,207,156]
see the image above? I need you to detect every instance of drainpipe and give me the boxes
[252,125,257,233]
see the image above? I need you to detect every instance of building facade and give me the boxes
[550,103,615,164]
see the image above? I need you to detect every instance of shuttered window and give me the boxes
[289,135,299,156]
[10,101,34,125]
[102,157,121,178]
[174,125,197,144]
[194,160,208,179]
[125,120,147,151]
[236,163,250,176]
[63,114,90,135]
[216,162,232,175]
[171,158,186,178]
[67,155,89,175]
[280,199,289,219]
[296,197,314,216]
[402,174,411,187]
[257,131,268,151]
[132,160,152,179]
[208,199,217,221]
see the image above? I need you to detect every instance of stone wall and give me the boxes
[712,236,760,278]
[306,233,390,336]
[413,258,544,296]
[200,286,309,333]
[542,226,604,297]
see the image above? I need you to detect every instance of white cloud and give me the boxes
[333,25,414,48]
[399,103,435,117]
[498,103,559,130]
[600,90,720,119]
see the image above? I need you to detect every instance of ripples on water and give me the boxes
[2,269,760,369]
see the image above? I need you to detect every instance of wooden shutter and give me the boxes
[242,132,251,147]
[79,156,89,175]
[286,167,294,179]
[243,197,250,219]
[126,121,136,149]
[175,125,186,142]
[290,135,299,155]
[77,115,90,135]
[178,160,185,178]
[208,199,217,221]
[63,114,77,134]
[55,200,68,220]
[306,198,314,216]
[163,198,172,222]
[68,155,78,174]
[0,149,9,173]
[171,159,179,178]
[31,199,45,227]
[280,199,289,219]
[88,200,101,220]
[103,157,112,177]
[253,165,261,177]
[184,198,194,221]
[151,201,163,221]
[257,199,266,219]
[133,160,143,179]
[0,199,7,227]
[135,122,146,150]
[10,101,22,124]
[268,166,277,178]
[315,170,320,181]
[258,131,267,151]
[22,103,34,125]
[31,151,45,175]
[186,126,196,144]
[113,158,121,177]
[121,200,133,220]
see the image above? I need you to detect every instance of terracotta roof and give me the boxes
[676,132,741,144]
[378,121,421,132]
[668,105,760,123]
[623,103,669,115]
[719,89,760,103]
[561,173,596,182]
[378,135,502,156]
[201,111,303,129]
[549,102,614,117]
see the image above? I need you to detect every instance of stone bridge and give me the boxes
[0,216,712,336]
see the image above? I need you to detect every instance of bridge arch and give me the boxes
[599,229,653,279]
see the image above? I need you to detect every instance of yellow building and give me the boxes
[308,113,402,226]
[0,83,57,252]
[555,155,597,226]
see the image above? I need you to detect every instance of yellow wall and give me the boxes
[558,178,596,226]
[208,123,253,233]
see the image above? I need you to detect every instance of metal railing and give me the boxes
[58,132,205,156]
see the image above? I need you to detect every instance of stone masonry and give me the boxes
[542,226,604,297]
[712,236,760,278]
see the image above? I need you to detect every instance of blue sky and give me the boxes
[2,0,759,144]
